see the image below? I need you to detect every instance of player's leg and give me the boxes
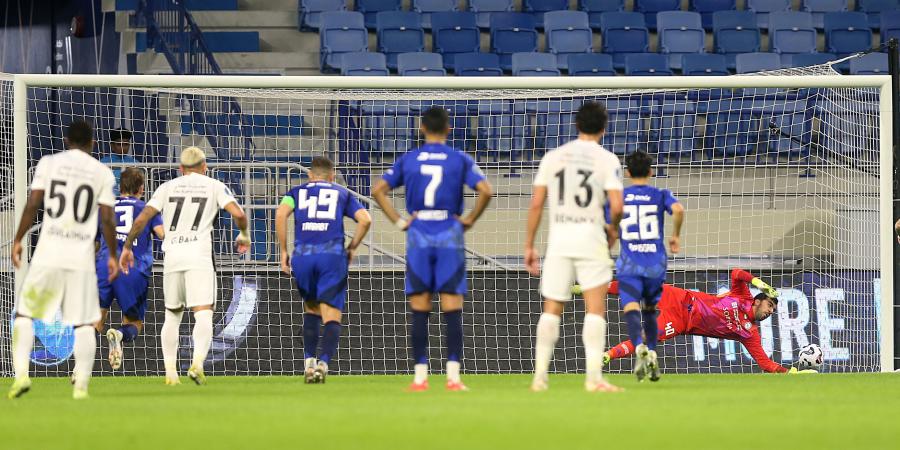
[106,271,148,370]
[576,260,621,392]
[405,240,435,391]
[642,278,665,382]
[315,303,342,384]
[303,301,322,383]
[532,255,573,391]
[64,269,103,400]
[312,254,349,384]
[8,313,35,399]
[435,246,468,391]
[161,271,187,385]
[616,276,649,380]
[185,269,217,385]
[95,309,109,334]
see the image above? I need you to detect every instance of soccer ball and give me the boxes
[797,344,823,370]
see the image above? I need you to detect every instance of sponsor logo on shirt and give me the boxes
[45,224,93,242]
[416,152,448,161]
[624,193,652,202]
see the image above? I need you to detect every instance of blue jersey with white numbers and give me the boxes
[615,184,679,279]
[382,143,485,234]
[283,182,364,254]
[97,196,162,275]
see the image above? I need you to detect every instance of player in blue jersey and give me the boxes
[275,156,372,384]
[615,150,684,382]
[96,168,165,370]
[372,107,493,392]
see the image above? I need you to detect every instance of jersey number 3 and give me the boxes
[621,204,659,241]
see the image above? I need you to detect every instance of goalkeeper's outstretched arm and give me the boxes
[741,334,788,373]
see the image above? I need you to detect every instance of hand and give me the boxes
[896,218,900,244]
[119,247,135,275]
[524,247,540,277]
[669,235,681,254]
[280,252,291,275]
[457,215,476,232]
[236,231,251,254]
[106,256,119,283]
[751,278,779,299]
[605,224,619,249]
[11,240,22,269]
[347,246,357,266]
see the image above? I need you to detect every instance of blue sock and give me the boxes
[642,308,659,351]
[319,321,341,364]
[411,311,431,365]
[119,324,138,343]
[303,313,322,360]
[443,310,463,363]
[624,310,643,347]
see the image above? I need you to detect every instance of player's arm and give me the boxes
[741,334,788,373]
[99,204,120,282]
[372,179,408,230]
[120,205,159,273]
[732,268,779,299]
[669,202,685,254]
[275,198,293,275]
[524,185,547,276]
[223,201,250,254]
[347,208,373,264]
[152,225,165,240]
[895,218,900,244]
[10,190,44,269]
[459,180,493,231]
[605,188,623,249]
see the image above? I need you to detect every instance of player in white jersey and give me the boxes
[120,147,250,386]
[8,121,120,400]
[524,102,625,393]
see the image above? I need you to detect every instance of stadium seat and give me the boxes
[703,98,765,158]
[300,0,346,30]
[650,100,696,158]
[849,52,889,74]
[361,101,417,155]
[491,13,540,71]
[856,0,899,29]
[356,0,402,29]
[603,98,647,154]
[824,12,873,56]
[376,11,426,71]
[713,11,761,70]
[567,53,616,75]
[523,0,570,28]
[634,0,680,29]
[413,0,458,29]
[802,0,848,29]
[397,52,447,76]
[511,52,561,75]
[691,0,737,30]
[657,11,706,70]
[599,12,650,69]
[340,52,390,76]
[454,52,504,76]
[319,12,368,72]
[469,0,515,29]
[431,12,481,69]
[770,12,818,62]
[735,52,782,73]
[681,53,730,75]
[625,53,673,75]
[746,0,791,29]
[544,11,593,69]
[786,52,837,67]
[881,11,900,42]
[471,100,528,160]
[579,0,625,29]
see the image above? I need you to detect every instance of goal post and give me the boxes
[3,72,895,376]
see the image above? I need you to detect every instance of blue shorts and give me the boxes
[405,222,467,296]
[617,275,664,307]
[291,252,348,310]
[97,262,150,320]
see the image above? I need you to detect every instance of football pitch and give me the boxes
[1,373,895,450]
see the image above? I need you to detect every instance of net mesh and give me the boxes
[0,64,886,377]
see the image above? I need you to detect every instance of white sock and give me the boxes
[191,309,213,370]
[413,363,429,384]
[72,326,96,390]
[12,317,34,380]
[305,357,317,370]
[161,309,183,376]
[446,361,461,383]
[582,313,608,385]
[534,313,561,381]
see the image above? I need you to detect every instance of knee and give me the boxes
[641,303,658,314]
[623,302,641,313]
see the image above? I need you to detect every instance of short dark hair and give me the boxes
[625,150,653,178]
[755,292,778,304]
[575,101,608,135]
[67,120,94,149]
[119,167,145,195]
[110,128,133,143]
[310,156,335,175]
[420,107,450,135]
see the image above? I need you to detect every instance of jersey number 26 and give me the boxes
[621,204,659,241]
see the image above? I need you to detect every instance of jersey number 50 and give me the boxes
[621,204,659,241]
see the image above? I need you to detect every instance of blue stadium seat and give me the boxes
[511,52,562,75]
[856,0,899,29]
[413,0,458,29]
[703,98,765,158]
[471,100,528,160]
[650,100,696,158]
[604,98,647,154]
[681,53,730,75]
[786,52,836,67]
[524,0,570,28]
[881,11,900,42]
[454,52,504,75]
[340,52,390,76]
[579,0,625,29]
[469,0,515,29]
[567,53,616,75]
[657,11,706,70]
[691,0,737,30]
[600,12,650,69]
[747,0,791,29]
[802,0,848,29]
[491,13,540,71]
[770,12,818,61]
[849,52,888,74]
[625,53,673,75]
[319,12,368,72]
[713,11,761,70]
[635,0,680,29]
[432,12,481,69]
[824,12,873,56]
[361,101,417,155]
[735,52,782,73]
[300,0,346,30]
[356,0,402,29]
[377,11,426,71]
[397,52,447,76]
[544,11,593,69]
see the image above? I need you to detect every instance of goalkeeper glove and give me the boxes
[788,367,818,374]
[751,278,779,299]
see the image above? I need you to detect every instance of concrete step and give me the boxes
[137,51,318,74]
[115,10,298,32]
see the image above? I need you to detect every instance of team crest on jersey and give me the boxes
[744,322,752,330]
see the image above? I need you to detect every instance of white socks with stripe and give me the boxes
[533,313,561,382]
[72,325,96,390]
[191,309,214,370]
[582,313,608,385]
[161,309,183,377]
[12,317,34,380]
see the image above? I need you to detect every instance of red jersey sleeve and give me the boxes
[740,331,788,373]
[609,280,619,295]
[730,268,755,300]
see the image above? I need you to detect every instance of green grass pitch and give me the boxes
[2,373,896,450]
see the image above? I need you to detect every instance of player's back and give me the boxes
[617,184,677,279]
[32,149,116,270]
[287,181,360,253]
[98,196,157,271]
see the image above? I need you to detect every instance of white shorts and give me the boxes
[16,265,100,325]
[540,255,613,301]
[163,269,217,310]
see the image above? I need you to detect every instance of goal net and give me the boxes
[0,67,893,377]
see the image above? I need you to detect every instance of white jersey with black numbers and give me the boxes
[146,172,237,272]
[30,149,116,271]
[533,139,624,260]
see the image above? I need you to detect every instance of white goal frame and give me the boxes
[9,74,896,373]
